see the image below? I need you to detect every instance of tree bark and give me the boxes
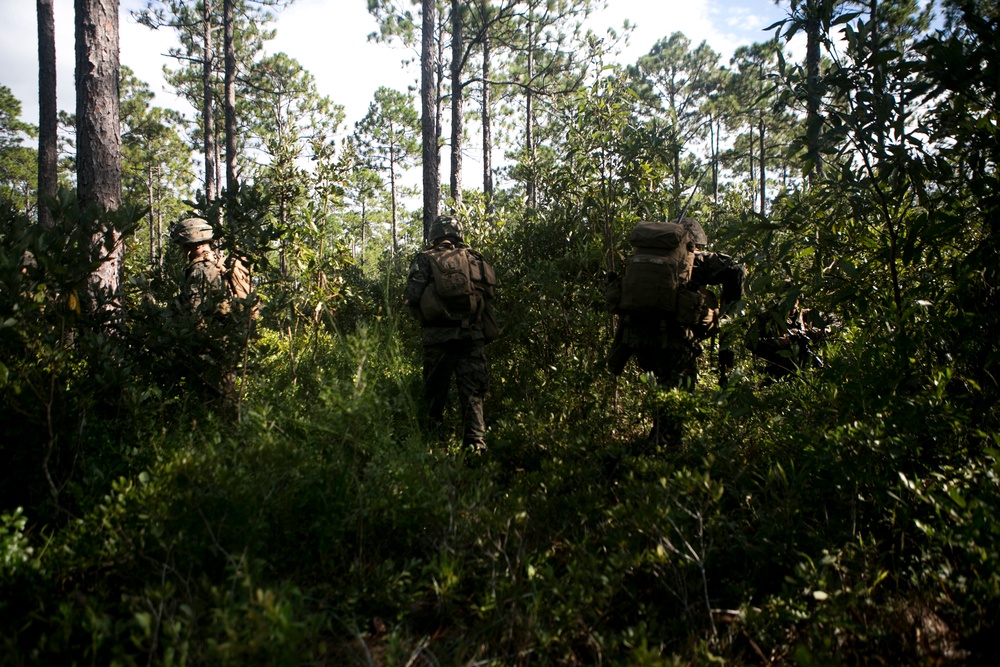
[224,0,237,210]
[449,0,463,207]
[148,163,155,265]
[805,0,824,180]
[759,113,766,214]
[75,0,122,316]
[360,200,367,268]
[748,124,755,212]
[390,135,399,256]
[37,0,57,230]
[75,0,122,210]
[481,27,494,212]
[525,13,536,209]
[710,113,719,205]
[202,0,218,204]
[421,0,440,241]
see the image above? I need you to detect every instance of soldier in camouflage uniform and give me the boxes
[404,216,493,452]
[172,218,227,317]
[608,218,744,443]
[170,217,237,408]
[749,291,836,380]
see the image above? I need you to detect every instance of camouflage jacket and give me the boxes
[182,249,228,318]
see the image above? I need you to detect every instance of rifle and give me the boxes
[677,166,710,222]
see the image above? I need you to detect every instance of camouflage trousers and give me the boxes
[608,318,702,446]
[609,318,702,388]
[423,339,489,448]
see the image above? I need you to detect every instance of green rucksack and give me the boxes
[618,221,696,314]
[420,246,499,340]
[609,220,719,338]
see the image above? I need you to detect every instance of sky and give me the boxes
[1,0,797,132]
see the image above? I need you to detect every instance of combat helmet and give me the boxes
[429,215,464,244]
[170,217,214,245]
[677,217,708,247]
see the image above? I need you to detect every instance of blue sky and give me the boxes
[2,0,795,131]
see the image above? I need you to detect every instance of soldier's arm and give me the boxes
[403,253,432,315]
[694,252,745,309]
[182,266,207,314]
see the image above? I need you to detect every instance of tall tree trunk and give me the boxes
[525,13,536,209]
[481,28,494,212]
[748,124,755,212]
[420,0,439,240]
[360,201,367,268]
[436,24,445,198]
[148,163,155,265]
[202,0,218,204]
[75,0,122,317]
[390,141,399,256]
[759,113,766,215]
[804,0,824,180]
[672,141,681,215]
[224,0,237,212]
[449,0,463,207]
[709,113,718,206]
[37,0,57,230]
[157,164,165,266]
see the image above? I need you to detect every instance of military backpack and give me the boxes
[419,246,499,341]
[617,220,695,313]
[215,253,259,319]
[609,220,718,338]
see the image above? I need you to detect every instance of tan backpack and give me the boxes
[215,254,259,319]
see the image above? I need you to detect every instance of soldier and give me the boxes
[607,217,744,444]
[404,215,497,453]
[749,291,836,380]
[170,217,227,318]
[169,217,244,409]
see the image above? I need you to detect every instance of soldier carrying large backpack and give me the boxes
[605,217,744,444]
[404,215,498,453]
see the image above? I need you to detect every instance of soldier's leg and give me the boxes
[423,343,457,438]
[607,322,634,375]
[649,336,700,446]
[455,339,489,450]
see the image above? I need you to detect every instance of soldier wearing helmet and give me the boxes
[170,217,228,318]
[404,215,497,453]
[170,216,237,408]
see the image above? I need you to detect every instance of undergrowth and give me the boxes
[2,201,999,666]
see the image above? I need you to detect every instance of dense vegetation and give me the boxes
[2,1,1000,664]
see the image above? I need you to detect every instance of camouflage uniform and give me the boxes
[181,247,227,317]
[404,229,492,450]
[171,218,241,410]
[749,302,834,380]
